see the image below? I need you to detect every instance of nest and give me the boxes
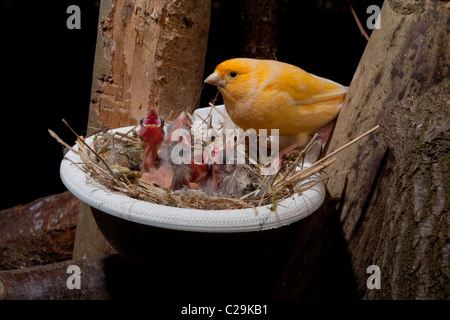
[50,107,378,211]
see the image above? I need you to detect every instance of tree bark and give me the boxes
[241,0,278,59]
[271,0,449,300]
[88,0,211,131]
[324,0,449,299]
[73,0,211,260]
[0,192,78,270]
[0,255,120,300]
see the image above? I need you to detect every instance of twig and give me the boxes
[61,119,133,192]
[279,125,379,187]
[280,134,319,184]
[114,128,140,143]
[316,125,379,166]
[48,129,78,155]
[347,0,370,41]
[53,110,379,210]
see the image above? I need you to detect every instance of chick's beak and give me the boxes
[204,71,225,87]
[172,111,190,131]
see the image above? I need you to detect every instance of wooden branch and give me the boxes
[0,255,119,300]
[347,0,370,41]
[0,192,79,270]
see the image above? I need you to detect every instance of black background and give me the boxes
[1,0,383,209]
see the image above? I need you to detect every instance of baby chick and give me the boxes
[148,111,192,190]
[139,108,165,172]
[211,144,250,197]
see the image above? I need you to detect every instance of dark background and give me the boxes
[0,0,383,209]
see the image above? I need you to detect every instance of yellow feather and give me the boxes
[205,58,347,145]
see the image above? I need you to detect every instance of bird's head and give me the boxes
[139,108,165,145]
[204,58,259,96]
[163,111,192,164]
[165,111,191,143]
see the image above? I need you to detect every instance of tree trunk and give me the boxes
[73,0,211,260]
[271,0,448,300]
[87,0,211,130]
[0,192,78,270]
[324,0,449,299]
[241,0,278,59]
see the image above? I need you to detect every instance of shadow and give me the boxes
[100,245,288,301]
[96,184,357,301]
[270,178,358,299]
[94,208,292,300]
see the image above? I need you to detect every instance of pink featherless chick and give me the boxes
[144,111,193,190]
[189,152,210,190]
[139,108,165,172]
[211,144,249,197]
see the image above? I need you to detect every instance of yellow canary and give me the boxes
[204,58,347,146]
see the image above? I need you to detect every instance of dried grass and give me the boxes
[50,110,378,211]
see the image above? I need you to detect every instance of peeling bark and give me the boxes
[88,0,211,131]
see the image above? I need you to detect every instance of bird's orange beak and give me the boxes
[204,71,225,87]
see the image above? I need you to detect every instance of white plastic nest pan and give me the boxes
[60,106,325,233]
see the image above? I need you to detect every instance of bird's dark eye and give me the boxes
[229,71,238,78]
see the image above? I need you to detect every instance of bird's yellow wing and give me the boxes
[265,60,348,105]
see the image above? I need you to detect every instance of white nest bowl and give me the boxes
[60,106,325,273]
